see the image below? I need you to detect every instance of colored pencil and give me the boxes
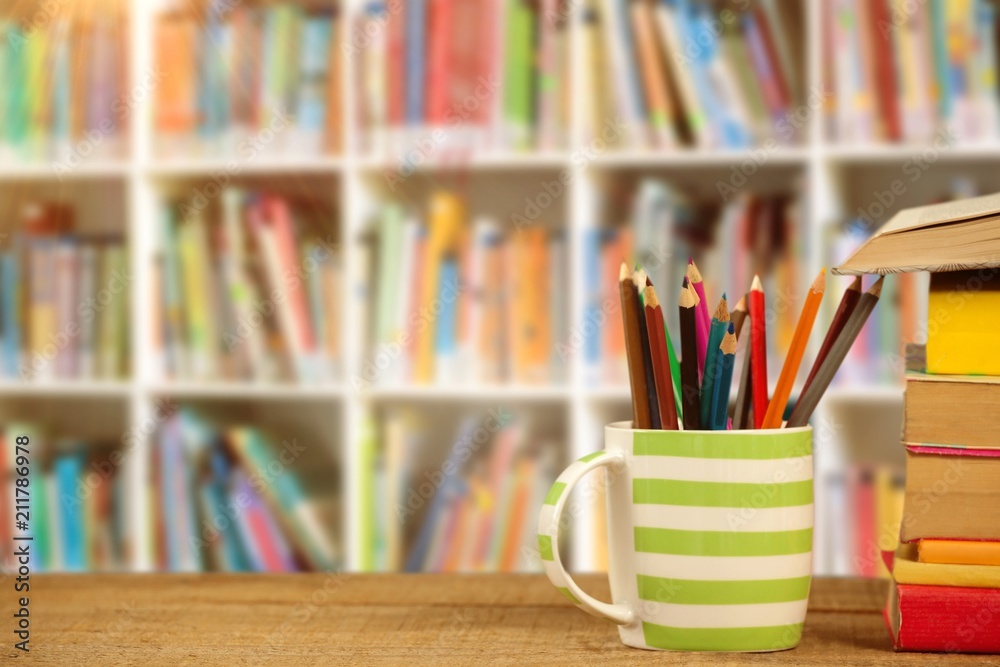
[700,295,730,428]
[786,277,885,428]
[646,274,683,420]
[633,269,661,429]
[748,274,768,429]
[644,285,679,430]
[761,269,826,429]
[710,323,737,430]
[619,262,651,429]
[678,281,701,430]
[687,260,710,378]
[800,276,862,400]
[732,292,753,429]
[731,294,749,340]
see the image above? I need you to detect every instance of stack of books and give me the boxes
[836,192,1000,653]
[154,188,341,383]
[584,0,802,149]
[153,2,342,157]
[826,0,1000,145]
[149,409,341,572]
[0,424,128,573]
[355,0,570,156]
[367,192,566,386]
[584,179,803,386]
[2,202,129,382]
[0,8,129,163]
[361,406,558,572]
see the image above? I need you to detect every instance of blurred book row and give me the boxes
[154,2,342,158]
[356,0,570,155]
[584,0,802,149]
[149,409,341,572]
[0,426,128,573]
[362,406,559,572]
[584,179,804,385]
[366,192,566,386]
[0,9,128,163]
[2,202,129,383]
[826,0,1000,144]
[820,464,905,578]
[153,189,341,383]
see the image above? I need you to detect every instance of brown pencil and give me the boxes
[786,277,884,427]
[800,276,862,400]
[679,281,701,430]
[620,262,651,429]
[634,269,661,429]
[644,285,679,430]
[733,323,753,429]
[731,294,749,341]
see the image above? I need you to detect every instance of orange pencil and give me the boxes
[761,269,826,429]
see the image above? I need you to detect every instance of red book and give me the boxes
[425,0,453,125]
[752,6,791,109]
[885,580,1000,652]
[869,0,901,141]
[852,468,877,577]
[386,1,406,129]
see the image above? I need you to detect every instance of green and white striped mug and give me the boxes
[538,422,813,652]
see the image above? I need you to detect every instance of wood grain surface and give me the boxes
[1,574,998,665]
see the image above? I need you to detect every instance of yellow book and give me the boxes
[918,539,1000,566]
[926,270,1000,375]
[875,468,905,578]
[414,192,464,383]
[893,542,1000,589]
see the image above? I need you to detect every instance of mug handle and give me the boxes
[537,450,634,625]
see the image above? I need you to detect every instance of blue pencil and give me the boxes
[711,323,738,430]
[700,295,730,428]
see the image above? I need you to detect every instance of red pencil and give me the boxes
[749,275,768,429]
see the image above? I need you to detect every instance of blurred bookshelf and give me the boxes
[3,0,1000,577]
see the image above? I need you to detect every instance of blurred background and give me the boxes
[0,0,993,578]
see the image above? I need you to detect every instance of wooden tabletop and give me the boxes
[2,574,998,665]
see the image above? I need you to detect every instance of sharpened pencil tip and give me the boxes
[619,261,630,282]
[751,274,763,291]
[687,259,703,283]
[811,268,827,293]
[644,285,659,309]
[848,276,863,292]
[869,275,886,297]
